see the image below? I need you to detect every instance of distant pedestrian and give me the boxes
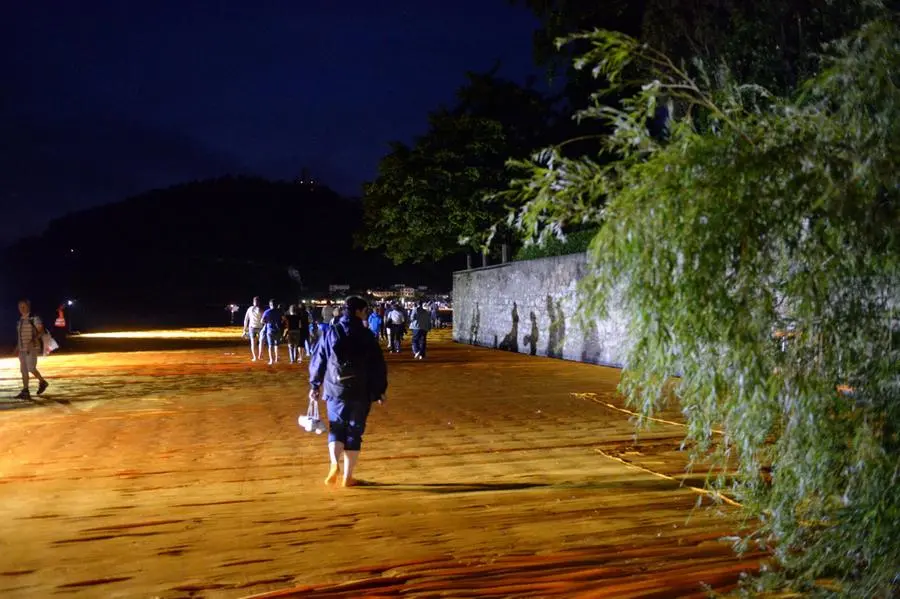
[242,296,263,361]
[309,296,387,487]
[377,303,388,344]
[367,308,383,338]
[430,301,440,329]
[285,305,305,364]
[14,299,49,400]
[320,301,334,336]
[385,303,406,353]
[297,302,311,358]
[409,302,432,360]
[260,299,283,365]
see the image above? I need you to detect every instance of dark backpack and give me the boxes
[327,323,369,401]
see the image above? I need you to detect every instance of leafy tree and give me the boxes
[360,73,557,264]
[513,0,880,96]
[501,13,900,596]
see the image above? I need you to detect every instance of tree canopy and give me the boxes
[501,11,900,596]
[513,0,881,97]
[359,73,557,264]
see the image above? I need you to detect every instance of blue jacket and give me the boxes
[261,308,283,332]
[309,315,387,402]
[367,312,383,335]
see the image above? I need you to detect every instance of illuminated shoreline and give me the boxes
[75,327,243,340]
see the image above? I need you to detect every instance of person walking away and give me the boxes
[430,301,440,329]
[377,303,388,344]
[14,299,49,400]
[409,302,432,360]
[385,303,406,353]
[260,299,283,365]
[320,301,334,336]
[285,305,305,364]
[309,296,387,487]
[298,302,311,359]
[367,308,383,339]
[242,296,263,361]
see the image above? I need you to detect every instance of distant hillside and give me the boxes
[0,176,458,332]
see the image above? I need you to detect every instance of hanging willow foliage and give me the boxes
[498,13,900,597]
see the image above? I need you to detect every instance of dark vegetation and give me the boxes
[0,176,458,335]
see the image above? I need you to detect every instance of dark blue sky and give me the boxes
[1,1,545,244]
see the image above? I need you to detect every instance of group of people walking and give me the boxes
[366,301,437,358]
[242,296,440,364]
[241,297,317,365]
[241,294,440,487]
[11,293,441,489]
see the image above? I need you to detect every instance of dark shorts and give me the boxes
[287,330,304,345]
[265,329,281,346]
[325,397,372,451]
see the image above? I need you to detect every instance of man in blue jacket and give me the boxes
[309,296,388,487]
[367,308,383,338]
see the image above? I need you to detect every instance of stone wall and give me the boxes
[452,253,632,367]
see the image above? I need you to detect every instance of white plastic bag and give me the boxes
[42,331,59,356]
[298,397,326,434]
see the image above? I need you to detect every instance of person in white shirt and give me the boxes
[242,296,263,361]
[385,303,406,353]
[14,299,49,400]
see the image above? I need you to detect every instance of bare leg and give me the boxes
[326,441,344,485]
[250,333,257,361]
[342,450,360,487]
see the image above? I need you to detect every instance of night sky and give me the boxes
[1,1,544,245]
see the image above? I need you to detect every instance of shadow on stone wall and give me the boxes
[468,303,481,345]
[546,295,567,359]
[454,253,631,366]
[523,310,539,355]
[581,315,603,364]
[498,303,520,353]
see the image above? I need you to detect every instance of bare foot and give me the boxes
[341,477,358,488]
[324,465,340,486]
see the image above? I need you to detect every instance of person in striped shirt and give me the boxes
[15,299,49,400]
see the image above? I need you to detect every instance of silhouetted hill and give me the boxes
[0,176,459,333]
